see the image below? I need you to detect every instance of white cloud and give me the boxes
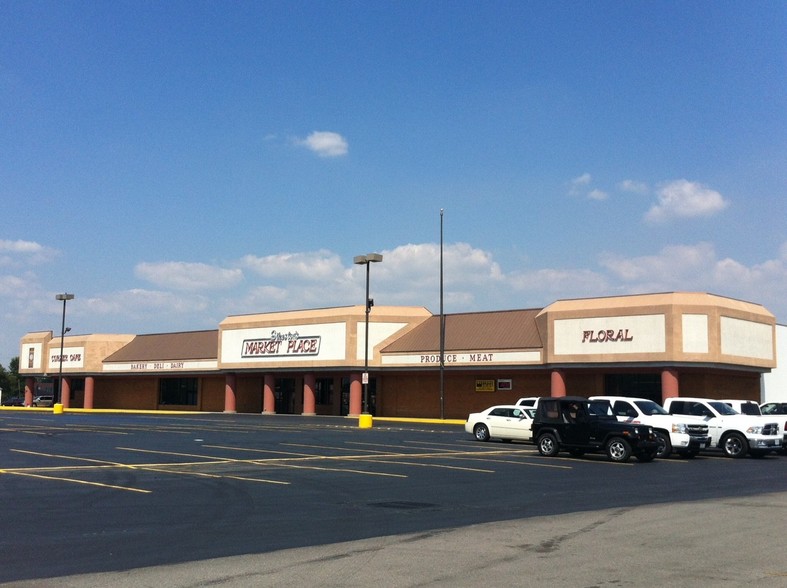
[618,180,650,194]
[296,131,348,157]
[135,262,243,291]
[645,179,729,222]
[587,189,608,201]
[598,242,787,317]
[241,250,345,282]
[0,239,58,267]
[568,173,592,196]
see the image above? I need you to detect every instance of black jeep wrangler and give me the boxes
[532,396,659,463]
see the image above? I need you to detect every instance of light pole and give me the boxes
[55,293,74,406]
[353,253,383,414]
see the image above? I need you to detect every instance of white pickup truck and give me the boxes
[590,396,711,458]
[663,397,781,458]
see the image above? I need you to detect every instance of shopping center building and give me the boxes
[18,292,777,418]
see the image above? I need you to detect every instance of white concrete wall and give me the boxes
[762,324,787,402]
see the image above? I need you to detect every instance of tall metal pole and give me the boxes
[55,293,74,405]
[363,260,371,413]
[354,254,382,415]
[439,209,445,419]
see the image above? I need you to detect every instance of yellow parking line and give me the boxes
[265,462,407,477]
[4,470,151,493]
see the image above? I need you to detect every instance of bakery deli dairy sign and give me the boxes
[554,315,666,356]
[221,323,346,364]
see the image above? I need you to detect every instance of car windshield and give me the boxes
[709,401,739,416]
[634,400,668,415]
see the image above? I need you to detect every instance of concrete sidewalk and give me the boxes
[7,492,786,588]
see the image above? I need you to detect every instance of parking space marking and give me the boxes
[3,470,152,493]
[5,448,291,488]
[117,446,408,478]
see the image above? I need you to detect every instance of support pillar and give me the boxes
[262,374,275,414]
[302,373,316,416]
[224,373,237,413]
[83,376,95,410]
[349,373,363,417]
[61,377,71,409]
[24,378,34,407]
[550,369,567,397]
[661,368,680,402]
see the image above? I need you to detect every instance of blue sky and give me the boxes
[1,1,786,366]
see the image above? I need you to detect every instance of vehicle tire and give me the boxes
[654,431,672,459]
[605,437,632,462]
[636,449,658,463]
[721,432,748,458]
[537,433,560,457]
[473,424,490,442]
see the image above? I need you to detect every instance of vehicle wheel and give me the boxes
[605,437,632,462]
[568,449,585,457]
[473,424,490,442]
[654,431,672,459]
[636,449,658,463]
[721,432,748,458]
[537,433,560,457]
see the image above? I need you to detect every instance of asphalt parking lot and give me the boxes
[1,410,786,586]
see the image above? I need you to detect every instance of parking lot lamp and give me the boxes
[353,253,383,413]
[55,293,74,406]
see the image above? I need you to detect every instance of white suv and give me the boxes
[590,396,711,458]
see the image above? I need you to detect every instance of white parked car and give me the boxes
[590,396,711,458]
[465,405,535,443]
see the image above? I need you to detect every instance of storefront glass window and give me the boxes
[159,378,198,406]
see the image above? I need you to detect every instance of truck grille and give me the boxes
[763,423,779,436]
[687,424,709,436]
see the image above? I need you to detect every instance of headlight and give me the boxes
[672,423,688,434]
[747,425,763,434]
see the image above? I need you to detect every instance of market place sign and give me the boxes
[242,330,321,358]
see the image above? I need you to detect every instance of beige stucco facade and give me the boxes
[14,293,777,417]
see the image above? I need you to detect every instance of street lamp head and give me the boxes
[354,253,383,265]
[56,293,75,301]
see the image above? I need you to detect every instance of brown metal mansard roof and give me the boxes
[104,330,219,362]
[381,309,543,353]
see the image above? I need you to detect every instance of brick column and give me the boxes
[661,368,679,402]
[262,374,275,414]
[24,378,35,406]
[61,377,71,408]
[550,369,567,397]
[349,373,363,417]
[83,376,95,410]
[302,373,316,416]
[224,373,237,413]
